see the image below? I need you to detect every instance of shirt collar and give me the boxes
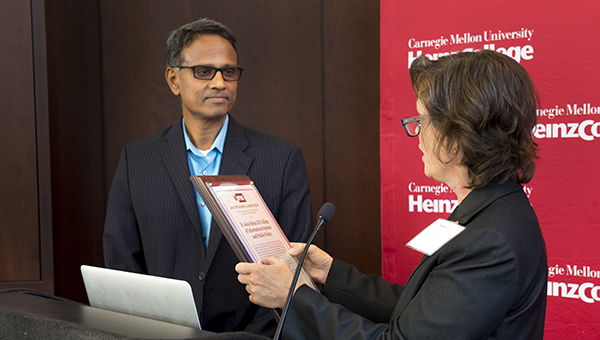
[182,115,229,156]
[447,178,523,225]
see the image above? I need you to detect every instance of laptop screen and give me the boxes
[80,265,201,329]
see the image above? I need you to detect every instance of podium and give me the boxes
[0,289,269,340]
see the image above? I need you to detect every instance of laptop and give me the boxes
[80,265,201,329]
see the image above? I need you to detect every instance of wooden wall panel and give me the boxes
[0,0,54,293]
[226,1,325,216]
[323,0,381,274]
[0,0,40,282]
[45,0,105,302]
[31,0,55,294]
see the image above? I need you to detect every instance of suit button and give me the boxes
[199,271,206,280]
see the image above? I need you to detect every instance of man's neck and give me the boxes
[183,114,227,151]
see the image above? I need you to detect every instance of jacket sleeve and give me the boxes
[103,147,147,273]
[321,259,403,323]
[282,229,521,340]
[272,145,313,242]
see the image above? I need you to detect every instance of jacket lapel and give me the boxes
[219,117,253,175]
[158,119,204,239]
[205,117,254,268]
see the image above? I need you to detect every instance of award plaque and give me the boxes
[189,175,318,293]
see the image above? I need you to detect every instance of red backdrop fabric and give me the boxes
[380,1,600,338]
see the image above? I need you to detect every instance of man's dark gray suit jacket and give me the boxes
[103,116,312,336]
[283,179,547,339]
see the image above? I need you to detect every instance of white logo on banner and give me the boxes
[408,195,458,213]
[407,182,457,213]
[548,264,600,304]
[408,183,533,213]
[536,103,600,141]
[407,27,535,67]
[548,282,600,304]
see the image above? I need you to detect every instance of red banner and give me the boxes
[380,1,600,338]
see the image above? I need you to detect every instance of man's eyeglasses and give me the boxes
[173,65,244,81]
[401,115,429,137]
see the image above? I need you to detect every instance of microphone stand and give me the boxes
[273,202,334,340]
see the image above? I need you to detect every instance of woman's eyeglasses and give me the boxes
[401,115,430,137]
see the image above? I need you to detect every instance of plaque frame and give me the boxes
[189,175,318,292]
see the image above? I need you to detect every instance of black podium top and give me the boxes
[0,289,269,340]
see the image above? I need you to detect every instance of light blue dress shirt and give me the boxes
[183,115,229,250]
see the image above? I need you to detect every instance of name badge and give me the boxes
[406,218,465,256]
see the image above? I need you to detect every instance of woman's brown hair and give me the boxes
[410,50,539,189]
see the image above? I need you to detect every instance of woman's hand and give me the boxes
[235,244,334,308]
[289,243,333,285]
[235,257,295,309]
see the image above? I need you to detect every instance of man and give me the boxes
[103,18,312,336]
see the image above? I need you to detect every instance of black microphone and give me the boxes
[273,202,335,340]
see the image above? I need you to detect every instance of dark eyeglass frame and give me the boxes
[173,65,244,81]
[401,115,430,137]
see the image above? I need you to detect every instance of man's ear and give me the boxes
[165,68,180,96]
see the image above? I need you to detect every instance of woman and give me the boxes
[236,50,548,339]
